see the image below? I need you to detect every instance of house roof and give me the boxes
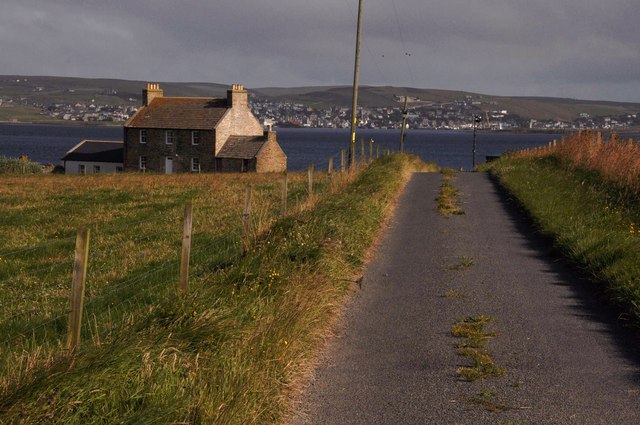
[125,97,228,130]
[62,140,123,163]
[217,136,265,159]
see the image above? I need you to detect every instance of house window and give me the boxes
[165,130,174,145]
[78,164,86,174]
[93,165,101,174]
[139,156,147,171]
[139,129,147,144]
[191,157,201,172]
[192,131,200,145]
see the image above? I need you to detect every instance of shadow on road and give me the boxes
[487,171,640,384]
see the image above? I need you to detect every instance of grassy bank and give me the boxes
[488,138,640,320]
[0,154,433,423]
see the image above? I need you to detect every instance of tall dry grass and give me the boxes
[512,130,640,194]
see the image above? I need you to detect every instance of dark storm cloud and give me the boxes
[1,0,639,101]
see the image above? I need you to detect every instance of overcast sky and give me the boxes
[2,0,639,102]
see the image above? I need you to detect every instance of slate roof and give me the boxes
[62,140,123,163]
[217,136,265,159]
[125,97,228,129]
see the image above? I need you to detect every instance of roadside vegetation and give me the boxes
[487,130,640,321]
[0,155,42,174]
[0,154,434,424]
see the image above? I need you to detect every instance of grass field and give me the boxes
[0,104,54,123]
[487,132,640,321]
[0,155,434,423]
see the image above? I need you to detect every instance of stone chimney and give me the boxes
[142,83,163,106]
[264,129,277,143]
[227,84,248,109]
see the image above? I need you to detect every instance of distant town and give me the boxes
[251,95,640,131]
[1,77,639,131]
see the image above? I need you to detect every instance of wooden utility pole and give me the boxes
[348,0,364,170]
[400,96,408,152]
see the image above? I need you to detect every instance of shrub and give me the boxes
[0,156,42,174]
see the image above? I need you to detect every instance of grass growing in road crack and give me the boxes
[447,255,474,270]
[437,169,465,217]
[444,289,465,299]
[452,316,505,381]
[470,390,510,412]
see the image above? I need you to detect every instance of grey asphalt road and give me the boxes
[289,172,640,425]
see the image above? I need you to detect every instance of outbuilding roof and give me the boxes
[217,136,266,159]
[125,97,228,129]
[62,140,123,163]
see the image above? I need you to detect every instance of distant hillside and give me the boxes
[254,85,640,122]
[0,75,229,107]
[1,75,639,123]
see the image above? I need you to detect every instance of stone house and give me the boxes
[123,83,287,173]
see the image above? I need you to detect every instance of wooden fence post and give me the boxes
[360,138,365,165]
[281,173,288,217]
[307,164,314,198]
[369,139,374,163]
[341,149,346,173]
[377,145,380,159]
[67,227,90,352]
[179,203,193,293]
[328,157,334,176]
[242,185,253,254]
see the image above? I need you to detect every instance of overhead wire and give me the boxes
[340,0,392,87]
[390,0,417,88]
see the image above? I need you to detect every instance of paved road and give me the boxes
[290,172,640,424]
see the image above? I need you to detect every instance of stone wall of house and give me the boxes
[124,128,215,173]
[214,87,263,155]
[256,132,287,173]
[217,158,257,173]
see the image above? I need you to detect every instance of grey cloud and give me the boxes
[0,0,639,101]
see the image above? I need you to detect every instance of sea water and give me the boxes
[0,123,562,171]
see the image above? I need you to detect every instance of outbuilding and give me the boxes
[62,140,123,174]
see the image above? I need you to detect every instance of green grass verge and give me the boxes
[0,154,432,424]
[489,155,640,320]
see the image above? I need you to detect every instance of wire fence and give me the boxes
[0,153,389,391]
